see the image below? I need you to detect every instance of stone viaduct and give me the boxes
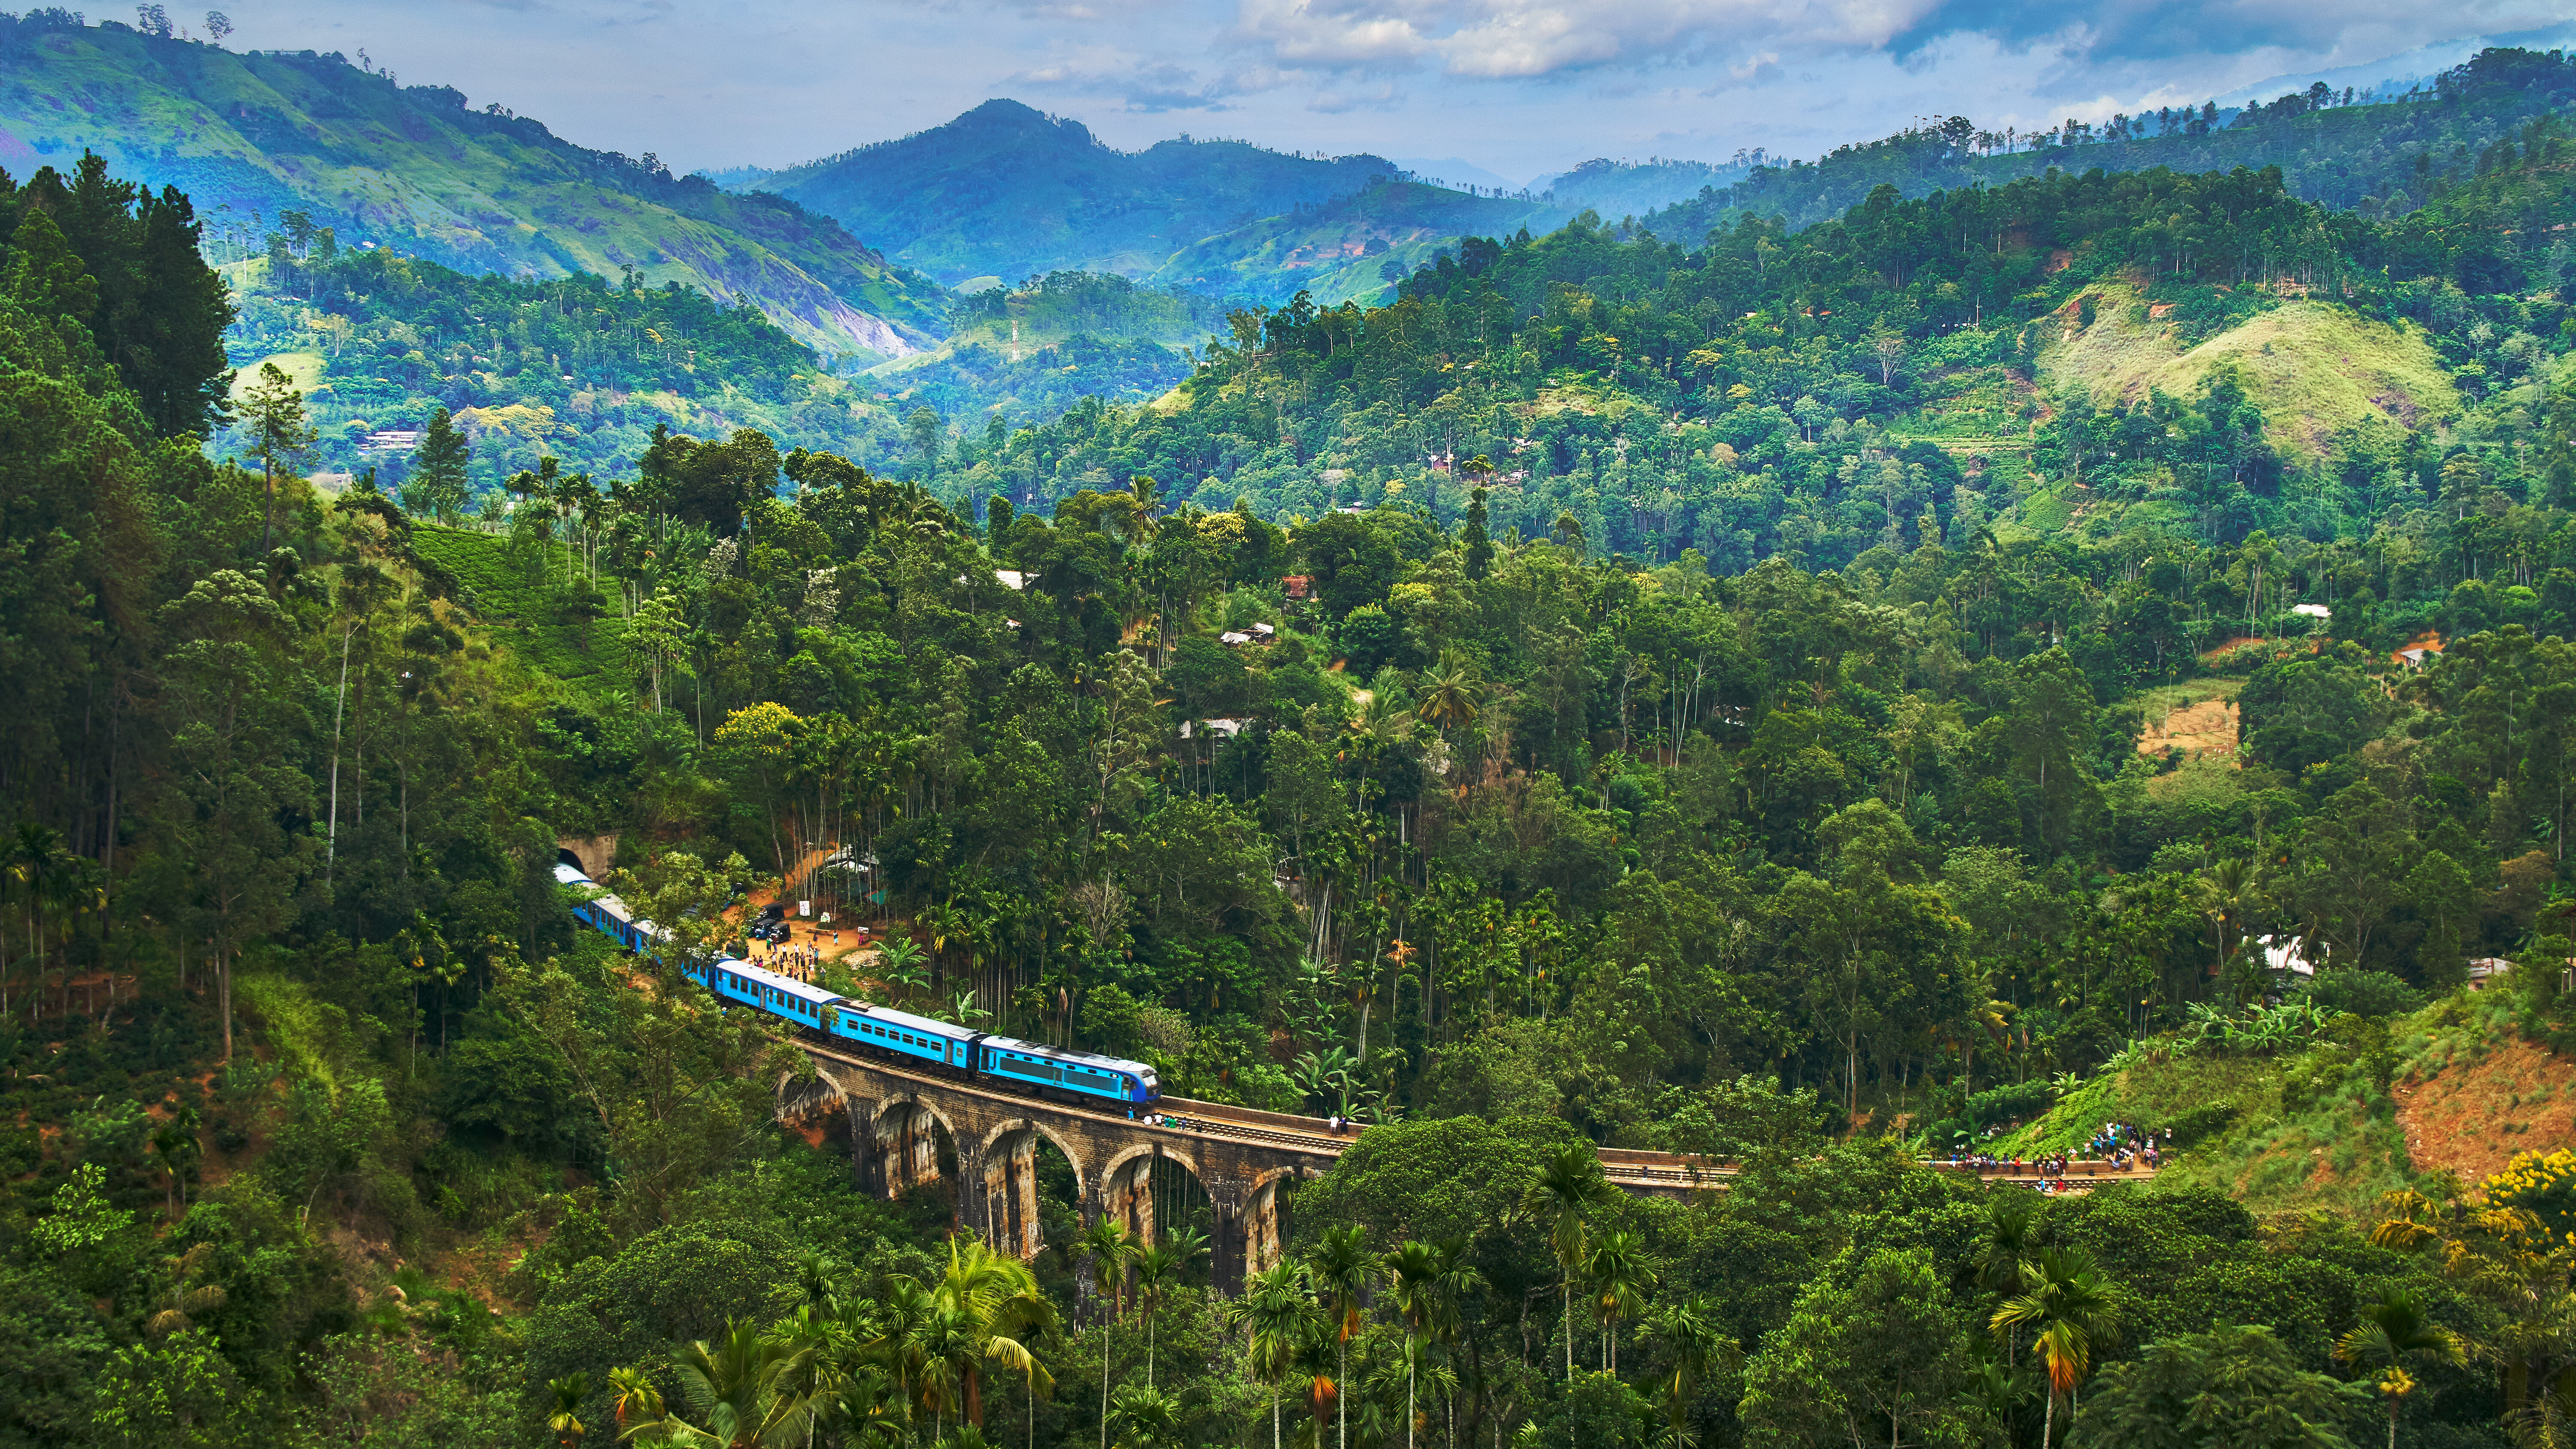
[778,1042,2146,1294]
[781,1042,1347,1293]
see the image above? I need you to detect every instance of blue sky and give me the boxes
[220,0,2576,182]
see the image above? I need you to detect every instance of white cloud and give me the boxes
[1230,0,1962,81]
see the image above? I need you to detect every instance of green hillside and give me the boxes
[216,242,902,486]
[864,270,1233,420]
[1145,178,1547,305]
[1646,47,2576,239]
[757,99,1409,287]
[2036,281,2461,460]
[0,13,949,360]
[35,86,2576,1449]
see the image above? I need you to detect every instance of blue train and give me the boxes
[556,863,1161,1109]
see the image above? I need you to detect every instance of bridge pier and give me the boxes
[977,1127,1045,1259]
[799,1050,1345,1295]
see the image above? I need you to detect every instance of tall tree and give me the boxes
[239,361,315,552]
[1993,1246,2125,1449]
[407,407,472,524]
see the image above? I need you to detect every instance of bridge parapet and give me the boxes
[782,1045,2145,1293]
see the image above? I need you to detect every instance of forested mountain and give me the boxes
[23,49,2576,1449]
[752,100,1412,287]
[1644,46,2576,238]
[1143,178,1545,304]
[0,12,949,360]
[869,270,1234,421]
[216,232,900,488]
[216,237,1246,491]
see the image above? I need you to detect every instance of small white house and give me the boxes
[2291,603,2331,619]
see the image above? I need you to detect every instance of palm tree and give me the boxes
[1385,1242,1443,1449]
[548,1373,591,1448]
[2198,856,2262,982]
[6,822,71,1020]
[909,1301,978,1441]
[1133,1245,1179,1386]
[930,1235,1058,1430]
[1989,1245,2123,1449]
[1584,1230,1656,1373]
[1290,1312,1343,1449]
[2336,1288,2468,1449]
[622,1319,819,1448]
[878,936,931,1003]
[1310,1224,1374,1449]
[1519,1144,1615,1385]
[1643,1299,1738,1449]
[794,1250,850,1317]
[1423,1239,1483,1449]
[1107,1382,1180,1449]
[1135,1224,1208,1385]
[1975,1192,2042,1365]
[1416,660,1482,736]
[1078,1218,1137,1449]
[1230,1261,1320,1449]
[608,1367,663,1434]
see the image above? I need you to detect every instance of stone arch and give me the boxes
[975,1118,1084,1261]
[1240,1166,1301,1279]
[556,834,617,880]
[863,1091,960,1199]
[1094,1140,1214,1252]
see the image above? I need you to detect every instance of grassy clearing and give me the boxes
[2130,676,2243,719]
[1984,990,2564,1216]
[2038,282,2459,462]
[1889,364,2040,489]
[412,526,629,694]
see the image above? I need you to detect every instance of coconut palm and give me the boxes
[1230,1261,1320,1449]
[621,1319,818,1448]
[930,1235,1058,1431]
[1584,1230,1656,1373]
[1989,1245,2123,1449]
[2336,1288,2468,1449]
[1519,1144,1615,1385]
[1310,1224,1374,1449]
[1416,660,1482,735]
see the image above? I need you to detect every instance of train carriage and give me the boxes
[827,1000,976,1071]
[977,1033,1157,1106]
[550,860,1159,1106]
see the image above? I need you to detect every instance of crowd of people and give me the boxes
[1941,1120,2169,1188]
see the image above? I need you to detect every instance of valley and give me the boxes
[12,17,2576,1449]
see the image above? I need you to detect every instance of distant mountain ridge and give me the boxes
[2210,22,2576,108]
[0,14,948,360]
[748,100,1407,287]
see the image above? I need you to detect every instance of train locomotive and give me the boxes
[556,863,1160,1109]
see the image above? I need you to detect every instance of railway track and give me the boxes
[796,1043,2146,1193]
